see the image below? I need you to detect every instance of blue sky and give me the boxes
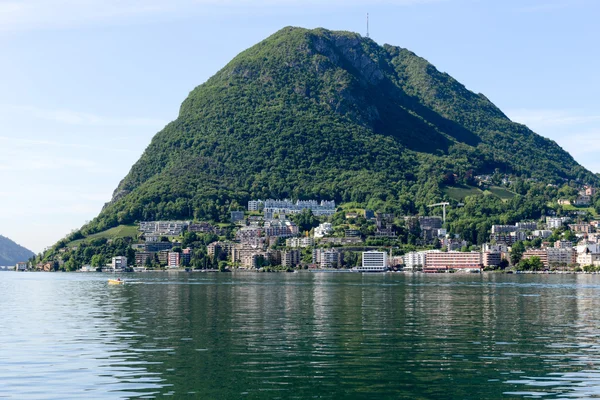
[1,0,598,254]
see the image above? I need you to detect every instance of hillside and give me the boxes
[0,235,34,266]
[73,27,597,237]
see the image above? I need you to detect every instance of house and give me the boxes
[574,196,591,206]
[570,224,593,234]
[558,199,572,206]
[15,262,27,271]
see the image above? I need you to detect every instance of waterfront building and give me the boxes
[135,251,154,266]
[403,251,427,270]
[167,252,180,268]
[424,251,483,272]
[312,248,342,269]
[360,251,388,272]
[207,241,234,257]
[281,250,300,267]
[15,262,27,271]
[483,252,503,268]
[111,256,127,271]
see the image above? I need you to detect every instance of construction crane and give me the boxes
[428,202,450,224]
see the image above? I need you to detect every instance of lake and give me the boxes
[2,272,600,399]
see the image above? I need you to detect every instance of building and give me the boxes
[235,227,262,242]
[143,241,173,252]
[570,224,593,234]
[264,219,298,238]
[574,195,592,206]
[319,237,363,245]
[312,248,342,269]
[482,243,509,253]
[547,248,576,267]
[490,231,526,246]
[491,225,519,234]
[345,229,361,237]
[424,251,483,272]
[281,250,300,267]
[167,252,180,268]
[577,249,600,267]
[286,237,315,248]
[207,241,234,258]
[361,251,388,272]
[532,230,553,239]
[554,240,573,249]
[546,217,570,230]
[260,199,336,217]
[15,262,27,271]
[483,252,503,268]
[516,222,538,231]
[139,221,189,236]
[314,223,333,238]
[157,251,169,265]
[364,209,375,219]
[521,249,548,267]
[248,200,263,211]
[231,211,245,223]
[376,213,396,237]
[135,251,155,266]
[585,186,597,197]
[181,248,193,266]
[112,256,127,271]
[403,252,427,270]
[441,238,468,251]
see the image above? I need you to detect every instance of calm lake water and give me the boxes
[3,272,600,399]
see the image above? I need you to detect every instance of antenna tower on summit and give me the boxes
[366,13,370,38]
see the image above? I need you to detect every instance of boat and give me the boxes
[108,279,125,285]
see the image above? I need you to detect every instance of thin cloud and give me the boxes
[3,105,167,128]
[0,0,443,31]
[516,0,590,13]
[506,109,600,128]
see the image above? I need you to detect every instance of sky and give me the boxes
[1,0,598,253]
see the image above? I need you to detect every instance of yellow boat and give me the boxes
[108,279,125,285]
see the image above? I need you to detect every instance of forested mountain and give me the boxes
[0,235,34,266]
[77,27,597,236]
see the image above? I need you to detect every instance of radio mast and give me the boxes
[366,13,370,38]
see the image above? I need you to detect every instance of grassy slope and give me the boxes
[68,225,139,247]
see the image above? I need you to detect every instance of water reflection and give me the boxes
[4,273,600,398]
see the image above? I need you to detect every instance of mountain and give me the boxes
[78,27,597,235]
[0,235,34,266]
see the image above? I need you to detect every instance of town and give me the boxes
[14,185,600,274]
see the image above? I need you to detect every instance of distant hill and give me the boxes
[0,235,34,266]
[54,27,598,241]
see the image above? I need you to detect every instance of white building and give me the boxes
[360,251,388,272]
[112,256,128,271]
[286,237,315,248]
[312,248,342,269]
[314,223,333,238]
[403,252,427,270]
